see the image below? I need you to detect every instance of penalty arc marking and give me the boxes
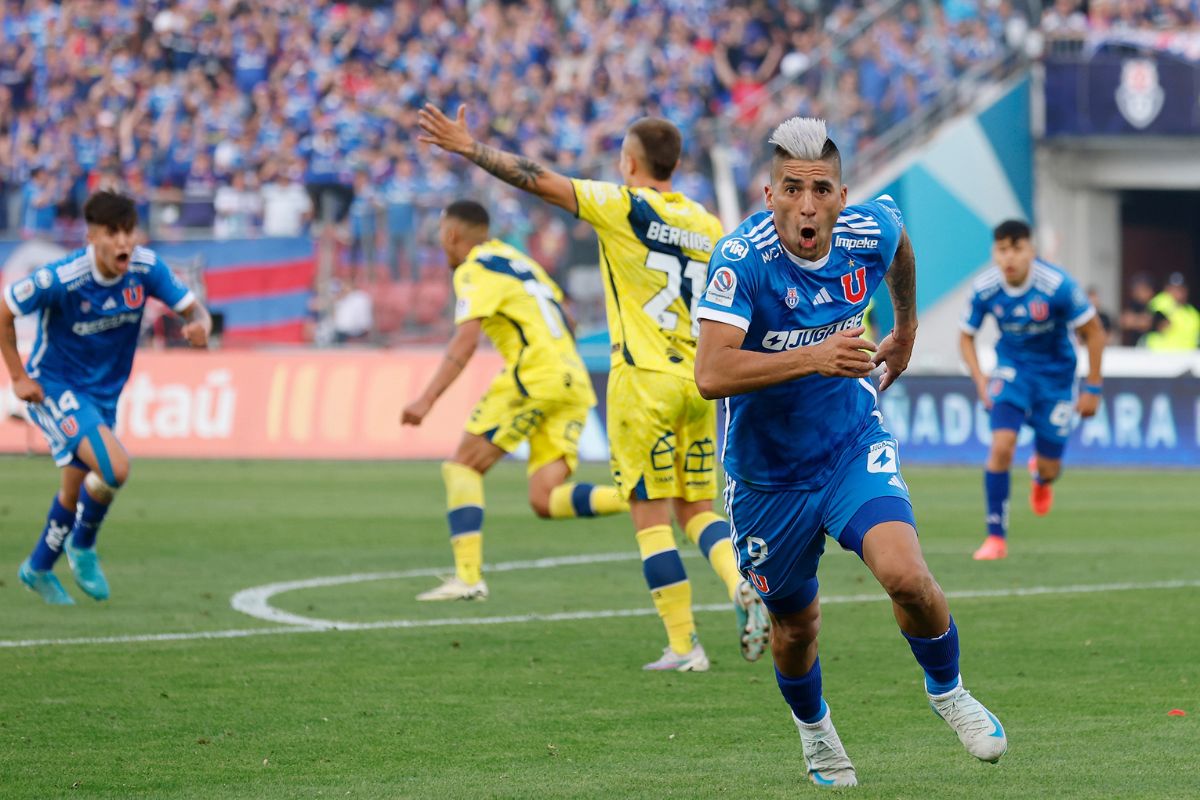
[0,549,1197,649]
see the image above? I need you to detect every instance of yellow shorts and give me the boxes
[606,365,717,502]
[465,387,589,475]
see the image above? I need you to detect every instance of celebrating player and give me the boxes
[418,105,768,670]
[402,200,627,600]
[960,220,1106,561]
[694,118,1007,787]
[1,191,211,605]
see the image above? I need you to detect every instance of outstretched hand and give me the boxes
[871,331,914,391]
[401,397,433,427]
[811,326,876,378]
[182,320,209,348]
[416,104,475,156]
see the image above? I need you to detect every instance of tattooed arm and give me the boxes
[886,230,918,340]
[417,104,578,215]
[870,229,919,391]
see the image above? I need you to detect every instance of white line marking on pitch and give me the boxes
[0,547,1196,650]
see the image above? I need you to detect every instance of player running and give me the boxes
[1,190,212,605]
[418,105,769,670]
[695,118,1007,787]
[960,220,1106,561]
[402,200,627,600]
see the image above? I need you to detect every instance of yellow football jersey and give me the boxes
[572,178,725,379]
[453,240,595,405]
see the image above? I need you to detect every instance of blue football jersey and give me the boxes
[4,245,194,406]
[960,258,1094,381]
[696,196,904,491]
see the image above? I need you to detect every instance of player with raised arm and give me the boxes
[402,200,626,601]
[694,118,1007,787]
[1,191,212,605]
[418,105,769,670]
[960,220,1106,561]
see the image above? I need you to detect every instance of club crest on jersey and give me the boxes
[80,300,91,313]
[784,287,799,309]
[1029,299,1049,321]
[123,285,145,309]
[841,265,867,304]
[60,415,79,437]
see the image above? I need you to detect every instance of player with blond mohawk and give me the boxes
[695,117,1007,786]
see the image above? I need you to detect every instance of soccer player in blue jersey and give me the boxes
[1,191,212,605]
[960,220,1106,561]
[694,118,1007,787]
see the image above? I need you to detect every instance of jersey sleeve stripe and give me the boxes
[745,215,774,239]
[754,233,779,250]
[1068,306,1096,329]
[697,307,750,330]
[3,285,20,315]
[959,318,980,334]
[172,290,196,313]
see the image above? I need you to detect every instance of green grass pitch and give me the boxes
[1,457,1196,799]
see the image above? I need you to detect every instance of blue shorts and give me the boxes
[26,382,116,468]
[988,365,1075,457]
[725,437,916,616]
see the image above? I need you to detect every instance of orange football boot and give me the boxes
[972,535,1008,561]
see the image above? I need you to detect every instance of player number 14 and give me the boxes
[642,252,707,337]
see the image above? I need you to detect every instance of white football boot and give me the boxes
[416,576,489,601]
[734,579,770,662]
[642,640,710,672]
[794,706,858,788]
[928,679,1008,763]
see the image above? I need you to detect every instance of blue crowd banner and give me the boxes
[1044,48,1200,136]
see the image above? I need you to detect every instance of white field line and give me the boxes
[0,547,1197,650]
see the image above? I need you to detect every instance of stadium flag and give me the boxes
[152,238,316,345]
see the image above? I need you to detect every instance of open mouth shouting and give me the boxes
[799,225,819,250]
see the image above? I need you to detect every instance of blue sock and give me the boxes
[903,617,961,695]
[71,488,111,550]
[984,470,1009,538]
[775,659,827,724]
[29,496,76,571]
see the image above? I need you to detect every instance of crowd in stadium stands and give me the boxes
[0,0,1034,337]
[1040,0,1199,36]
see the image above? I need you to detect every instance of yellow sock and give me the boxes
[450,533,482,585]
[443,462,485,585]
[636,524,695,654]
[686,511,741,601]
[547,483,629,518]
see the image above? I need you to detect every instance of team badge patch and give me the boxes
[60,415,79,437]
[1029,299,1049,321]
[784,287,799,309]
[80,300,91,313]
[841,265,867,303]
[13,279,34,302]
[704,267,738,307]
[123,285,145,309]
[34,269,53,289]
